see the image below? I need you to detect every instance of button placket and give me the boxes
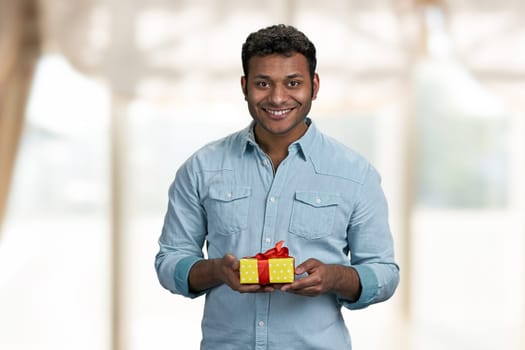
[255,294,270,349]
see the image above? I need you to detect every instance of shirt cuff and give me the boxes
[337,264,378,310]
[174,255,206,298]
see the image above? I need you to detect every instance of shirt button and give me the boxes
[265,238,271,243]
[258,321,265,327]
[227,192,232,198]
[315,197,321,204]
[270,196,276,203]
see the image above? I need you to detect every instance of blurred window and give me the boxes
[0,54,111,350]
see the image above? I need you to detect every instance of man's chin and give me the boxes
[256,119,307,137]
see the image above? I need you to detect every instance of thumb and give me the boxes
[295,258,321,275]
[224,253,239,270]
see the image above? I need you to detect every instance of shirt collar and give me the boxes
[291,117,316,161]
[240,118,317,161]
[240,121,257,157]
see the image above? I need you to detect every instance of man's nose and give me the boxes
[268,84,287,105]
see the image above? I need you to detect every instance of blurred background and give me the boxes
[0,0,524,349]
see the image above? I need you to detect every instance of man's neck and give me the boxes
[253,122,308,169]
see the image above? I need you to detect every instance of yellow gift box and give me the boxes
[239,241,295,285]
[240,257,295,284]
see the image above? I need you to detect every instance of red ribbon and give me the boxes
[251,240,290,285]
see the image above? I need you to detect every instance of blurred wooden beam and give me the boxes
[109,95,127,350]
[107,1,136,349]
[0,0,41,235]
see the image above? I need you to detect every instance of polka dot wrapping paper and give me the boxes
[239,240,295,285]
[240,257,295,284]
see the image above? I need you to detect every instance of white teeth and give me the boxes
[267,109,291,116]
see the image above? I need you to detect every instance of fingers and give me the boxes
[281,259,332,296]
[280,273,319,294]
[295,258,321,274]
[236,284,266,293]
[221,253,275,293]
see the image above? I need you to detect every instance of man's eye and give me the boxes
[256,81,269,88]
[289,80,301,87]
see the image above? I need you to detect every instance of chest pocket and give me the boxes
[289,191,341,239]
[206,185,251,235]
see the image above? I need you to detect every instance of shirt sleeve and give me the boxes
[154,158,208,298]
[339,164,400,310]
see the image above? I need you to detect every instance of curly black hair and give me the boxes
[241,24,317,80]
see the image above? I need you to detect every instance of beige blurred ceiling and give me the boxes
[38,0,525,101]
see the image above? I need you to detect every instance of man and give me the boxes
[155,24,399,349]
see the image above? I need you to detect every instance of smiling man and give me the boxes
[155,24,399,349]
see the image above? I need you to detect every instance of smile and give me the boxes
[264,108,293,117]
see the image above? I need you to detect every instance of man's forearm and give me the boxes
[330,265,362,302]
[188,259,222,293]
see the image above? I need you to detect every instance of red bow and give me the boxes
[251,240,290,285]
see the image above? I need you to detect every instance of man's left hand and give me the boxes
[279,258,338,297]
[280,258,361,301]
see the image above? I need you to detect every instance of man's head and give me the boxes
[241,24,317,82]
[240,25,320,143]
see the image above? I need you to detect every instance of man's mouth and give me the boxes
[264,108,294,118]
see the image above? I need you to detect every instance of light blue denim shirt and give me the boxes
[156,119,399,350]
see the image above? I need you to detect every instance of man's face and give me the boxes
[241,53,319,141]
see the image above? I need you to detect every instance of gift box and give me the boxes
[240,241,295,285]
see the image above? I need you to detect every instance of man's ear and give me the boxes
[241,76,247,100]
[311,73,320,100]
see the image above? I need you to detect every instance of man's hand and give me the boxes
[215,254,275,293]
[189,254,275,294]
[280,258,362,301]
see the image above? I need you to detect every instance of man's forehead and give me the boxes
[247,53,309,77]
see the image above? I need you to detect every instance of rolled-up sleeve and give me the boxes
[339,164,400,310]
[155,159,207,298]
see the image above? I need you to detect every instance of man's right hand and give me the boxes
[188,254,275,293]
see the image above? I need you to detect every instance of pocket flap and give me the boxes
[208,186,251,202]
[294,191,341,207]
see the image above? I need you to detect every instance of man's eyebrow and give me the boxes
[253,74,271,80]
[286,73,305,79]
[252,73,305,79]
